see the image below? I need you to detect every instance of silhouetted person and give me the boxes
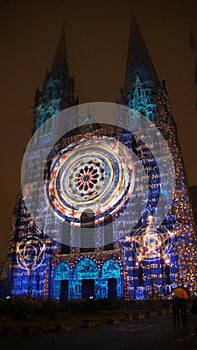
[179,298,187,327]
[171,296,180,327]
[191,297,197,335]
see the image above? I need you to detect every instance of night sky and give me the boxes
[0,0,197,260]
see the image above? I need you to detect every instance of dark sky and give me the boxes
[0,0,197,260]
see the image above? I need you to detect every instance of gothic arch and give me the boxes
[54,262,70,280]
[101,259,120,278]
[101,259,122,299]
[81,209,95,227]
[54,262,71,300]
[74,258,99,279]
[73,258,99,299]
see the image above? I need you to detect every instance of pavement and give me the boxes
[1,310,197,349]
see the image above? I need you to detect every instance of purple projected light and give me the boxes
[21,102,175,251]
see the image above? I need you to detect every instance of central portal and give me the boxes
[82,279,95,299]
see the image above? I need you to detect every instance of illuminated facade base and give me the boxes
[9,122,197,301]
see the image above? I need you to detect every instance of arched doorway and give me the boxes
[54,262,70,301]
[101,259,121,299]
[73,258,99,299]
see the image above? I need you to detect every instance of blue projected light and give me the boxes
[9,10,197,302]
[19,102,178,301]
[22,103,175,250]
[101,259,120,278]
[74,258,99,279]
[54,262,70,300]
[53,258,122,300]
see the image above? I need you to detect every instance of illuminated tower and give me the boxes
[32,27,78,133]
[120,15,197,298]
[8,28,78,298]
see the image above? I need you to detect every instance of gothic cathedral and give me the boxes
[8,16,197,301]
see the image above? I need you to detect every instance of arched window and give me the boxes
[104,215,113,250]
[101,259,121,299]
[101,259,120,279]
[61,243,70,254]
[74,258,99,299]
[54,262,70,301]
[80,209,95,253]
[74,258,99,279]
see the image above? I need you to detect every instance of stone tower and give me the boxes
[8,28,78,298]
[119,15,197,298]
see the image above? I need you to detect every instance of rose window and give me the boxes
[45,134,135,226]
[74,161,105,195]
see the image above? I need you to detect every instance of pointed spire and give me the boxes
[80,107,101,134]
[51,24,68,76]
[189,28,197,49]
[32,24,78,134]
[135,74,142,87]
[124,14,160,94]
[81,107,98,125]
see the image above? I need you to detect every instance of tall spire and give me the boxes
[51,24,68,76]
[123,14,160,95]
[32,24,78,133]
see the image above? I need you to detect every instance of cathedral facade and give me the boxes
[8,16,197,301]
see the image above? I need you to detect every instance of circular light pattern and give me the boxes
[75,161,102,193]
[46,136,135,226]
[16,237,45,272]
[131,225,172,262]
[21,102,176,247]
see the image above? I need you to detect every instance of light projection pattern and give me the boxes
[130,223,173,262]
[16,236,45,274]
[11,97,195,299]
[73,258,100,299]
[8,21,197,300]
[54,262,70,300]
[46,136,135,226]
[22,103,175,249]
[120,82,197,296]
[18,103,177,299]
[53,258,122,300]
[101,259,122,298]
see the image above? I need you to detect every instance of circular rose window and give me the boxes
[45,130,135,226]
